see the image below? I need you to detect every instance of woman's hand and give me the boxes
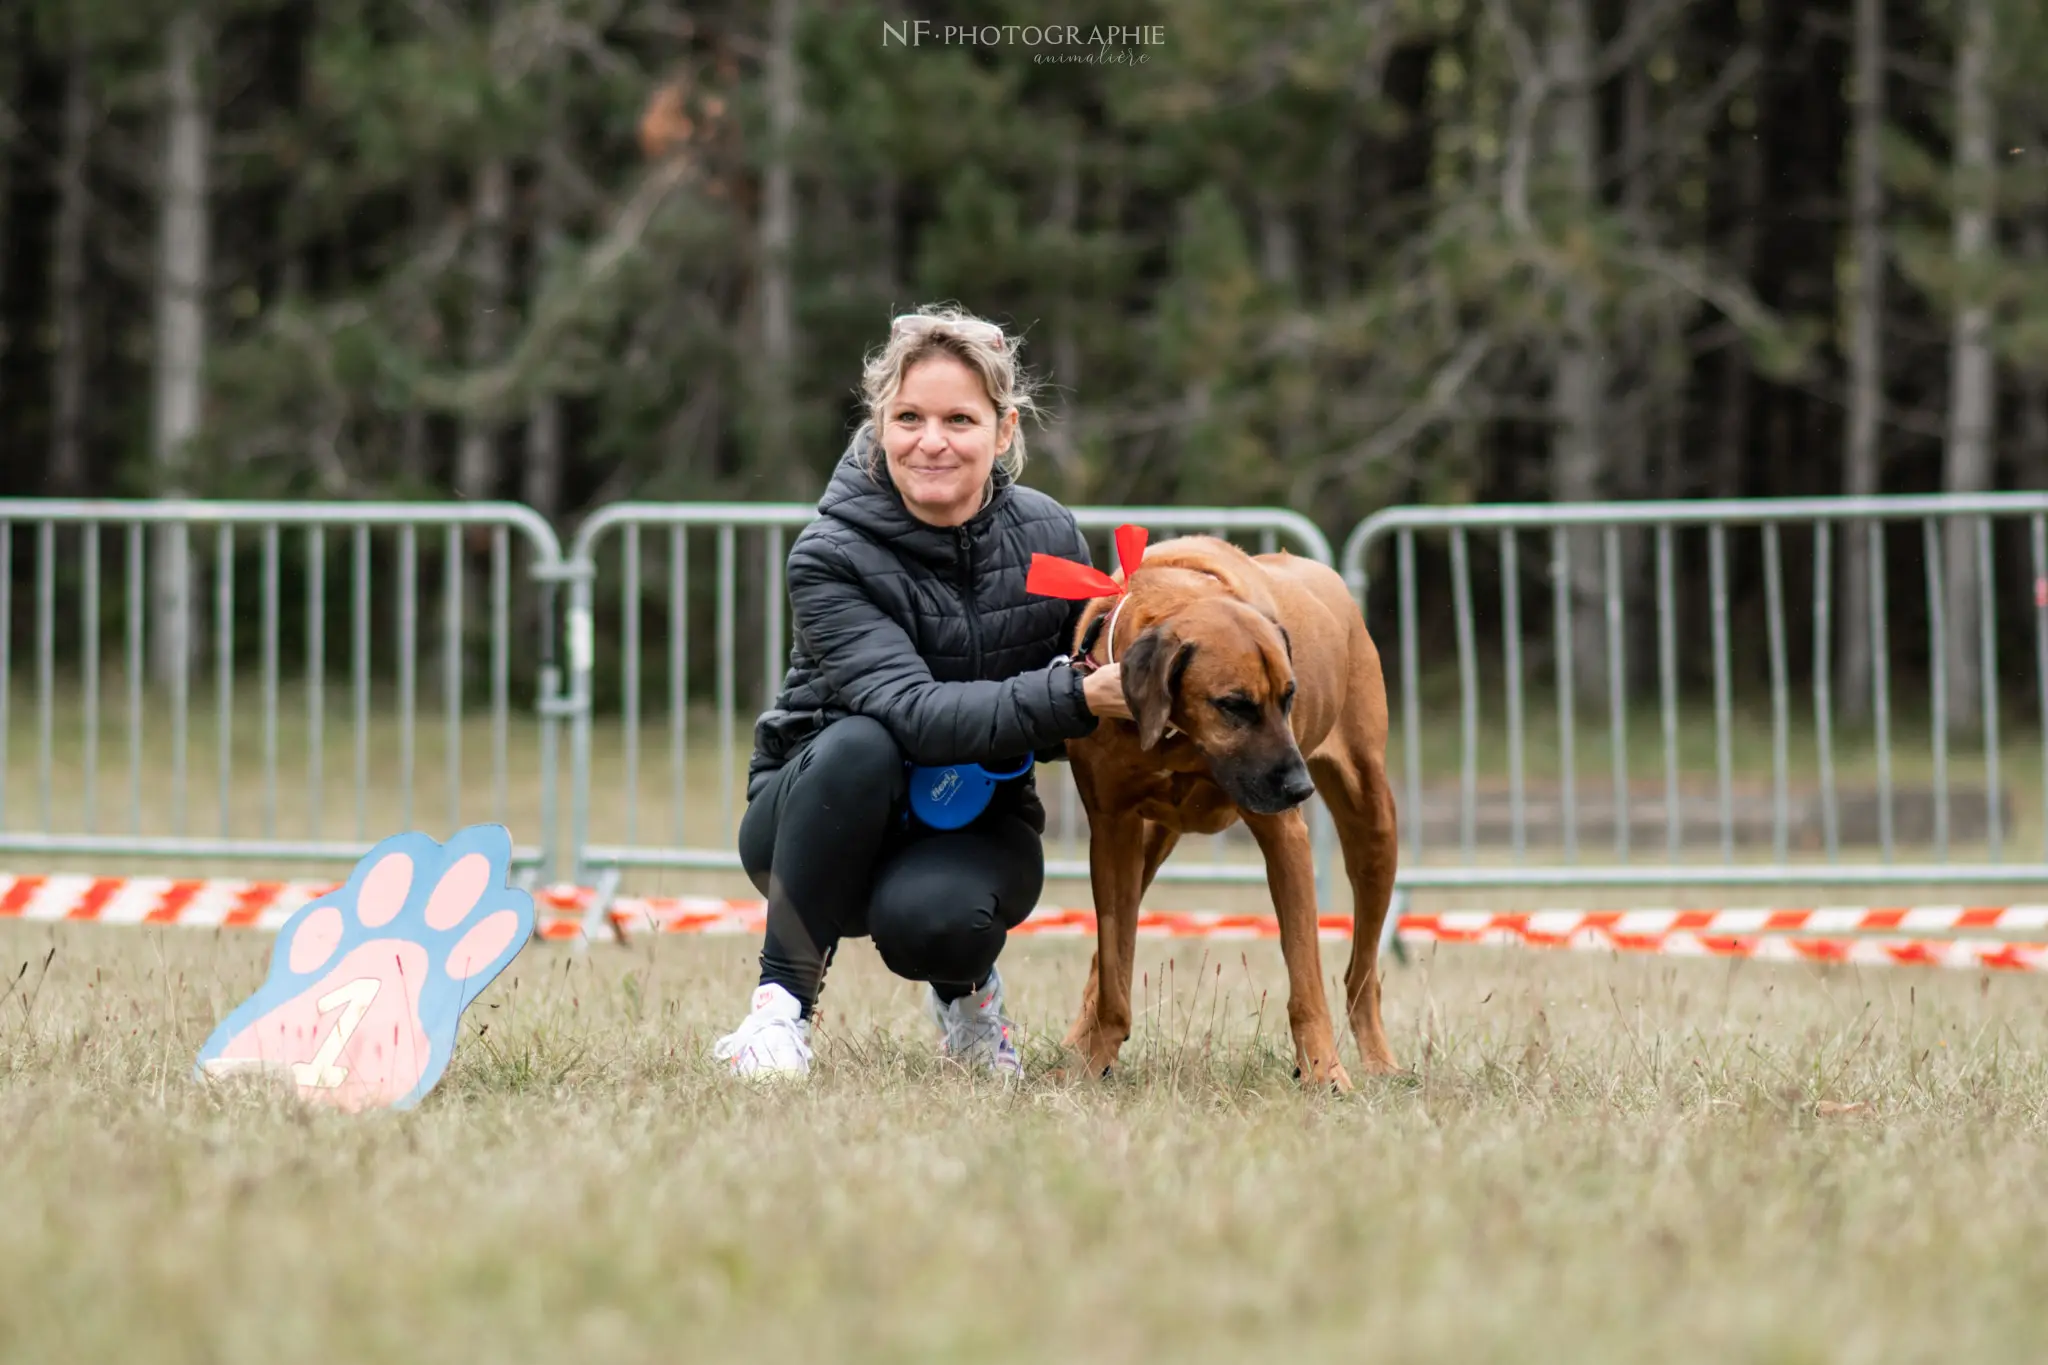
[1081,664,1132,721]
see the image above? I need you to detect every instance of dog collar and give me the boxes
[1102,593,1132,667]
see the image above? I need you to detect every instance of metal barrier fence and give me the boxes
[0,501,570,878]
[1341,493,2048,892]
[10,493,2046,913]
[562,504,1338,903]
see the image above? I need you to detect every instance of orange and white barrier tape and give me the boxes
[554,894,2048,974]
[8,873,2048,974]
[536,899,1339,942]
[1402,906,2048,939]
[0,873,338,930]
[538,893,763,940]
[1397,920,2048,973]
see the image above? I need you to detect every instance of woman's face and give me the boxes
[880,354,1018,528]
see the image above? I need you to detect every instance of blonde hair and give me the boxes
[859,303,1044,481]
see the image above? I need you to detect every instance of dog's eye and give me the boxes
[1210,696,1260,725]
[1280,685,1295,715]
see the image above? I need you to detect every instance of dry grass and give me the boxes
[7,672,2048,1360]
[2,919,2048,1363]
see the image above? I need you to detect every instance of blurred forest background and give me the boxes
[1,0,2046,722]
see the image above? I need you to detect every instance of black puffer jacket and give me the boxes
[748,432,1102,812]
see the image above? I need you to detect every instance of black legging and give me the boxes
[738,716,1046,1016]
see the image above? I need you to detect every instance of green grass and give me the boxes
[3,921,2048,1362]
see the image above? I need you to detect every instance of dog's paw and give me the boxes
[1295,1060,1355,1095]
[197,827,531,1111]
[1047,1052,1117,1084]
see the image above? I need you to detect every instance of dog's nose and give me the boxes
[1276,768,1316,808]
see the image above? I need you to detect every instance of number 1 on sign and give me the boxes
[291,978,381,1089]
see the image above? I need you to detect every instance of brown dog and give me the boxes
[1059,535,1399,1090]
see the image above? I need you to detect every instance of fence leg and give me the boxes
[1381,884,1409,967]
[1312,800,1337,910]
[579,866,623,946]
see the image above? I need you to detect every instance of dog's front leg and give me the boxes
[1062,950,1102,1052]
[1065,808,1146,1078]
[1064,820,1178,1067]
[1241,807,1353,1092]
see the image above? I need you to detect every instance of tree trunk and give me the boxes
[50,32,92,493]
[1547,0,1610,702]
[1616,59,1655,691]
[1942,0,1996,734]
[1256,188,1296,289]
[0,39,13,427]
[455,157,509,502]
[395,176,439,490]
[1318,131,1354,301]
[757,0,800,490]
[2022,217,2048,493]
[399,410,430,488]
[1710,119,1760,502]
[1839,0,1885,724]
[524,150,564,524]
[875,170,901,300]
[150,10,210,686]
[524,392,562,520]
[1042,134,1084,488]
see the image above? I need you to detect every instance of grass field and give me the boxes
[5,675,2048,1360]
[3,919,2048,1363]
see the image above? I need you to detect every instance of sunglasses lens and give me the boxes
[891,315,1004,349]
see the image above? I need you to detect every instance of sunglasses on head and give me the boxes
[890,313,1005,352]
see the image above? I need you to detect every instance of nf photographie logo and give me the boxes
[881,21,1166,65]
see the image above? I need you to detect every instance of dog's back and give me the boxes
[1138,536,1360,638]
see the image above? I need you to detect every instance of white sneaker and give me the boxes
[712,983,813,1079]
[925,967,1024,1079]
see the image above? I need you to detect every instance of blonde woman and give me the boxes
[713,306,1132,1079]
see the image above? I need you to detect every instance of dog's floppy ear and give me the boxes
[1121,626,1196,751]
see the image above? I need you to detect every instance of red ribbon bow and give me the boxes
[1027,524,1148,600]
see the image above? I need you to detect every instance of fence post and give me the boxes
[1339,491,2048,905]
[0,499,565,878]
[563,552,596,889]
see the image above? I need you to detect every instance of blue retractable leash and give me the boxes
[904,756,1034,830]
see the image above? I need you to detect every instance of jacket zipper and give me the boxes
[958,527,983,676]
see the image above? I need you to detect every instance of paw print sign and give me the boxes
[195,825,535,1112]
